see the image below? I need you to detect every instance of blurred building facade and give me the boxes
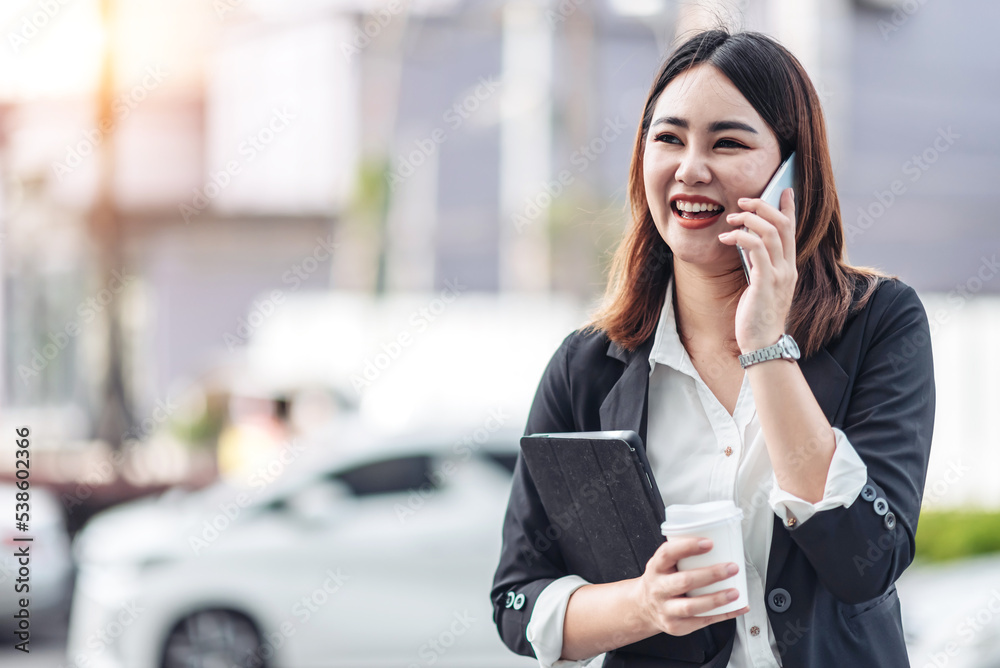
[0,0,997,500]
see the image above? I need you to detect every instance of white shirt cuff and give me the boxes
[769,426,868,525]
[525,575,604,668]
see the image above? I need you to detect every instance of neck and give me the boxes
[671,260,745,350]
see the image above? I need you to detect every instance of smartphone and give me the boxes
[737,151,796,284]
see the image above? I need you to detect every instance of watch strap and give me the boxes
[739,334,799,369]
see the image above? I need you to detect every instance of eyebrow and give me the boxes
[652,115,758,135]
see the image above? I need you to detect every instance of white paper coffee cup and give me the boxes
[660,500,748,616]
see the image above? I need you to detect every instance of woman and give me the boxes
[491,29,934,668]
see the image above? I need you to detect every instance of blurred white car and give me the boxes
[898,553,1000,668]
[67,419,536,668]
[0,483,74,625]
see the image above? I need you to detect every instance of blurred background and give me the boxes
[0,0,998,666]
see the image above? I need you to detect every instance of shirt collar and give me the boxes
[648,274,690,374]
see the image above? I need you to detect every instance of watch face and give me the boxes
[781,334,800,358]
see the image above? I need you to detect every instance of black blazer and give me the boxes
[491,277,935,667]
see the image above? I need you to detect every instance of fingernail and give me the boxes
[726,213,738,221]
[738,197,750,204]
[698,539,711,550]
[726,563,739,576]
[718,232,730,239]
[727,590,739,601]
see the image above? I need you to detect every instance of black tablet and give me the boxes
[519,430,666,585]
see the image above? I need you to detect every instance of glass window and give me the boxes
[333,455,436,497]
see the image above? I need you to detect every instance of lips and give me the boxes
[669,194,725,230]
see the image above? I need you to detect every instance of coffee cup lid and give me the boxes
[660,500,743,534]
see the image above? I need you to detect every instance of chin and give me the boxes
[655,217,738,271]
[669,242,740,274]
[663,230,720,262]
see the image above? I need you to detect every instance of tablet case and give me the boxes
[519,430,728,664]
[519,430,667,585]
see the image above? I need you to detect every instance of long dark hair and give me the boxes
[583,29,885,357]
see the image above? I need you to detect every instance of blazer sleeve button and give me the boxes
[513,593,526,610]
[768,588,791,613]
[873,497,889,516]
[884,511,896,531]
[861,484,877,502]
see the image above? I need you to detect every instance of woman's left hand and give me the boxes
[717,187,798,353]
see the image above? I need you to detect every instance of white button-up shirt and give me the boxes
[524,276,868,667]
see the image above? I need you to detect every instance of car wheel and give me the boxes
[160,609,267,668]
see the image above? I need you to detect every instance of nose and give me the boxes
[675,147,712,186]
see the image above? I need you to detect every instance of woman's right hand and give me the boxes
[635,536,750,637]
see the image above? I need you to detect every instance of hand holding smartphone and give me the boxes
[737,152,796,284]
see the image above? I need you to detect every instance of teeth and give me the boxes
[674,200,722,213]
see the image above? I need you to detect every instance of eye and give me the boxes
[653,133,681,145]
[715,138,748,149]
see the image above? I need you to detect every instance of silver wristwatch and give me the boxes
[738,334,801,369]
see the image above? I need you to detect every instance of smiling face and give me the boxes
[643,63,783,272]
